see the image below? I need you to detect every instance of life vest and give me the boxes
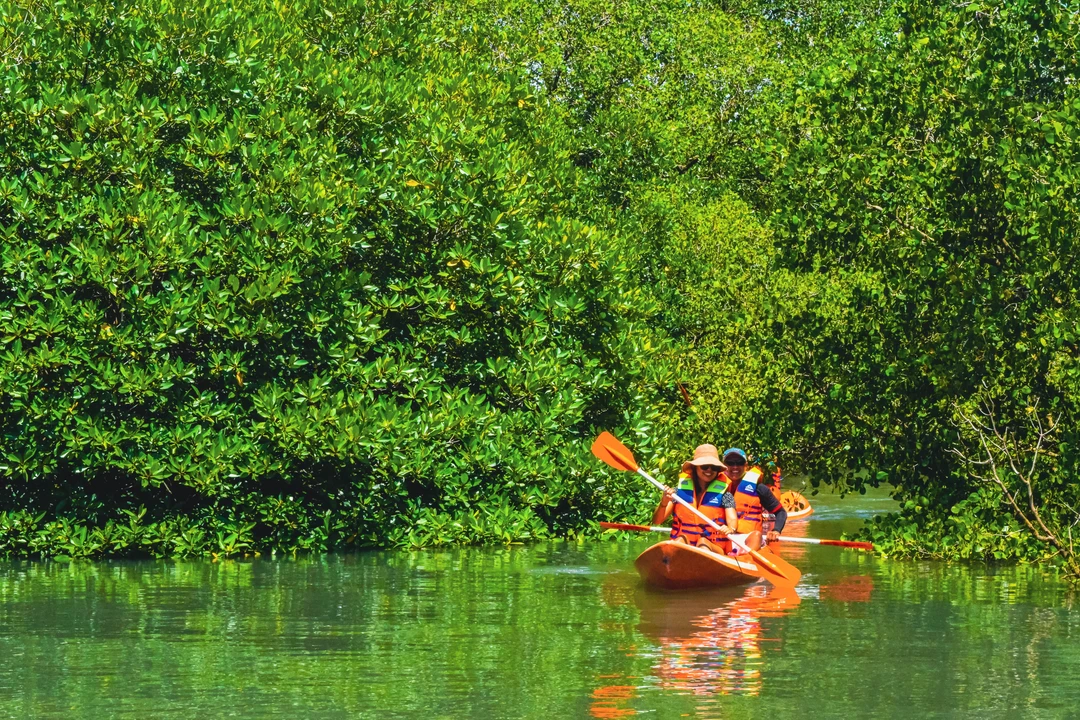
[732,467,764,534]
[670,473,729,542]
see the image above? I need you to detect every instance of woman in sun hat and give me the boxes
[652,444,737,552]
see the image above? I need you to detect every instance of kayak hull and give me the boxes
[785,506,813,521]
[780,490,813,521]
[634,540,774,590]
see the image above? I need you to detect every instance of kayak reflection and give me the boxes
[636,582,800,700]
[588,681,638,719]
[587,537,877,717]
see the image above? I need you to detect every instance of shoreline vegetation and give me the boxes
[1,0,1078,577]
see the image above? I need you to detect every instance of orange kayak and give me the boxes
[763,491,812,529]
[634,540,781,590]
[780,490,813,520]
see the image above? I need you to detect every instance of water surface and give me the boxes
[0,487,1076,718]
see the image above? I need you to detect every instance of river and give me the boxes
[1,487,1077,718]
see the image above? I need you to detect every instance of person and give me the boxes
[721,448,786,553]
[652,444,737,553]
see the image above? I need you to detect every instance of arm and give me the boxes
[714,492,736,536]
[724,505,737,531]
[757,485,786,540]
[652,489,675,525]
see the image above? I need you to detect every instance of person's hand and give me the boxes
[661,486,676,503]
[766,530,780,543]
[713,524,731,536]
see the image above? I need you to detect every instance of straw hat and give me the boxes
[681,444,727,475]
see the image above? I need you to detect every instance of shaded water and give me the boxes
[0,487,1077,718]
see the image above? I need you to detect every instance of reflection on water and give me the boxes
[582,487,1080,719]
[819,574,874,603]
[0,486,1078,718]
[588,680,638,719]
[640,585,800,705]
[589,513,871,718]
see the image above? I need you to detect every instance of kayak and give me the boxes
[634,540,782,590]
[780,490,813,520]
[762,490,812,528]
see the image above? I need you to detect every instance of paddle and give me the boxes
[590,432,802,588]
[599,521,874,550]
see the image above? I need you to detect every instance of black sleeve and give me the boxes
[757,484,787,533]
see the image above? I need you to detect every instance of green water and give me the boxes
[1,488,1077,719]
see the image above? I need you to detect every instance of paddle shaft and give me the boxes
[633,467,777,569]
[600,522,671,533]
[777,537,874,550]
[599,521,873,550]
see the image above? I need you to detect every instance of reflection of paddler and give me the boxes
[635,583,801,699]
[651,444,736,554]
[634,585,748,640]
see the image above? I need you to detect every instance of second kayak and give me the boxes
[780,490,813,520]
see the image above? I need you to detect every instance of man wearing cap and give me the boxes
[652,444,738,552]
[721,448,786,553]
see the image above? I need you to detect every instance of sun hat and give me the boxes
[722,448,748,464]
[681,444,727,475]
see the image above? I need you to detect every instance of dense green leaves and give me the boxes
[758,0,1080,572]
[0,0,682,557]
[4,0,1078,571]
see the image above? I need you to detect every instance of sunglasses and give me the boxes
[698,465,723,472]
[725,460,747,467]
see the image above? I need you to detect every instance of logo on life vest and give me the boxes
[736,479,758,495]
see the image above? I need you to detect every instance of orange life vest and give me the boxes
[670,474,729,542]
[731,467,765,534]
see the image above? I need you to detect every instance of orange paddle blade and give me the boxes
[590,432,639,472]
[751,547,801,589]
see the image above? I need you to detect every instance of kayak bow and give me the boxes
[635,540,782,590]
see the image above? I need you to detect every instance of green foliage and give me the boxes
[0,0,684,557]
[444,0,827,460]
[5,0,1077,570]
[756,0,1080,570]
[863,487,1052,563]
[468,0,1080,574]
[452,0,894,468]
